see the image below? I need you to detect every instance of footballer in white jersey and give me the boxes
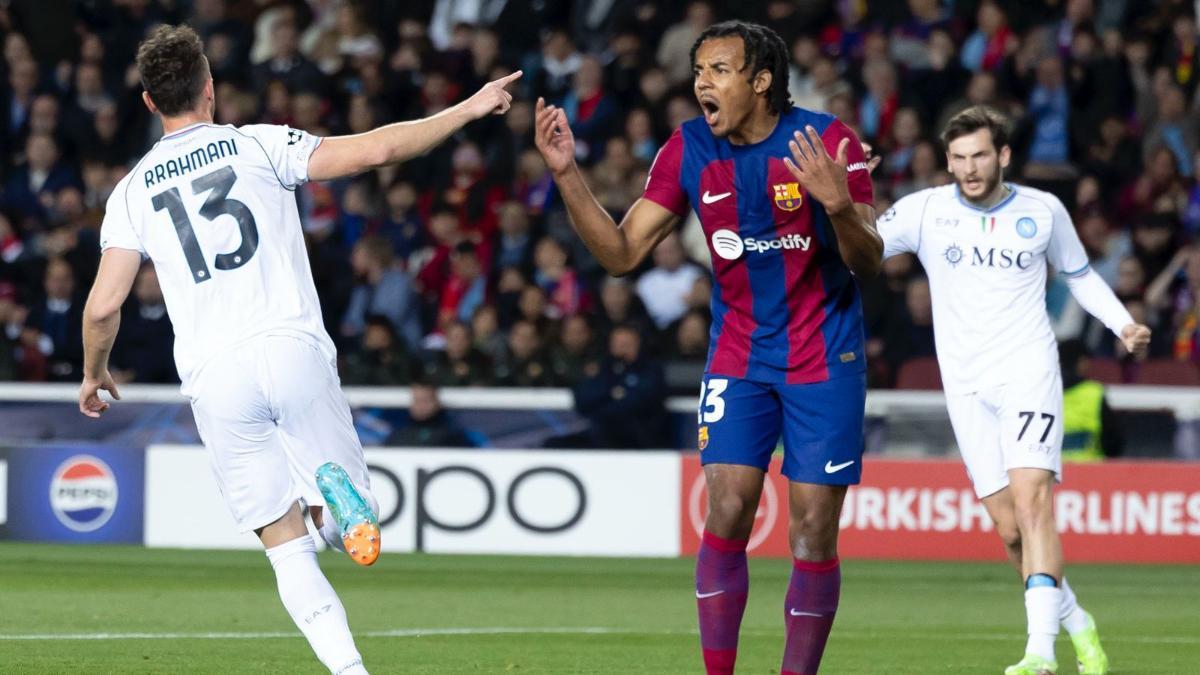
[100,122,332,393]
[77,25,521,675]
[877,106,1148,675]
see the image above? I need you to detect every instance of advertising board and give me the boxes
[680,456,1200,563]
[5,446,144,543]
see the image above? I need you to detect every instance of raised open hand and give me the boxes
[783,126,853,213]
[534,97,576,175]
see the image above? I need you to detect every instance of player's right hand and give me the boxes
[534,97,575,175]
[79,371,121,418]
[462,70,522,120]
[1119,323,1152,356]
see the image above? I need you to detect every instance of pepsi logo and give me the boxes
[49,455,119,532]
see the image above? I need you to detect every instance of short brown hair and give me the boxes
[136,25,210,116]
[940,105,1010,152]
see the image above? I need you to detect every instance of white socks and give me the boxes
[1058,577,1090,635]
[265,535,367,674]
[1024,585,1062,661]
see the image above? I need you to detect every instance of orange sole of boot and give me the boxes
[343,522,381,566]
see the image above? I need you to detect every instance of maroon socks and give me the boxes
[695,531,750,674]
[780,557,841,675]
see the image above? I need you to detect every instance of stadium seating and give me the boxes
[895,357,943,391]
[1084,358,1124,385]
[1134,359,1200,386]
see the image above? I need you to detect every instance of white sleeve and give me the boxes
[1065,269,1135,336]
[236,124,323,189]
[877,191,929,258]
[1045,194,1090,277]
[1043,192,1132,334]
[98,181,145,255]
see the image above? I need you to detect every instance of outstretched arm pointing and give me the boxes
[308,70,523,181]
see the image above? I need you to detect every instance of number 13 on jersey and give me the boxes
[152,165,259,283]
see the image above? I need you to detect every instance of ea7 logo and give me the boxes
[304,605,333,624]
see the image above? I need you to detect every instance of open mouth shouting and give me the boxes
[699,95,720,128]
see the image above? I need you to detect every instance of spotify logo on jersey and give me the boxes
[711,228,813,260]
[711,229,745,260]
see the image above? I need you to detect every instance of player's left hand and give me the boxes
[1113,321,1152,355]
[79,371,121,419]
[784,126,854,214]
[1119,323,1151,356]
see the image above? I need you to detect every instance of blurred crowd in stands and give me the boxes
[2,0,1200,414]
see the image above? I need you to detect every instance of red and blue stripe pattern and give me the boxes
[643,107,873,384]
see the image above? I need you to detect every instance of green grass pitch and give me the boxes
[0,544,1195,673]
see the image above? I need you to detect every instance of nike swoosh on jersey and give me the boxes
[824,460,855,473]
[695,590,726,599]
[702,191,732,204]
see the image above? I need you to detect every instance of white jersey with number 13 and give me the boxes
[99,122,331,393]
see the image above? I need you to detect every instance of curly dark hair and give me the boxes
[941,105,1011,152]
[689,21,793,116]
[136,25,210,117]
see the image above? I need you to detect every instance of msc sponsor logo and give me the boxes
[944,243,964,267]
[711,229,812,260]
[772,182,803,211]
[49,455,119,532]
[943,244,1035,270]
[971,247,1034,269]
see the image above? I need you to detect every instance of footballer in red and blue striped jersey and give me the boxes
[643,104,874,486]
[533,19,882,675]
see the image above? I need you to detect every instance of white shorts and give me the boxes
[188,333,370,532]
[946,368,1064,499]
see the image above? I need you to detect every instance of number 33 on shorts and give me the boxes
[699,379,728,424]
[697,379,727,451]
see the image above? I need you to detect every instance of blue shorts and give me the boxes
[697,372,866,485]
